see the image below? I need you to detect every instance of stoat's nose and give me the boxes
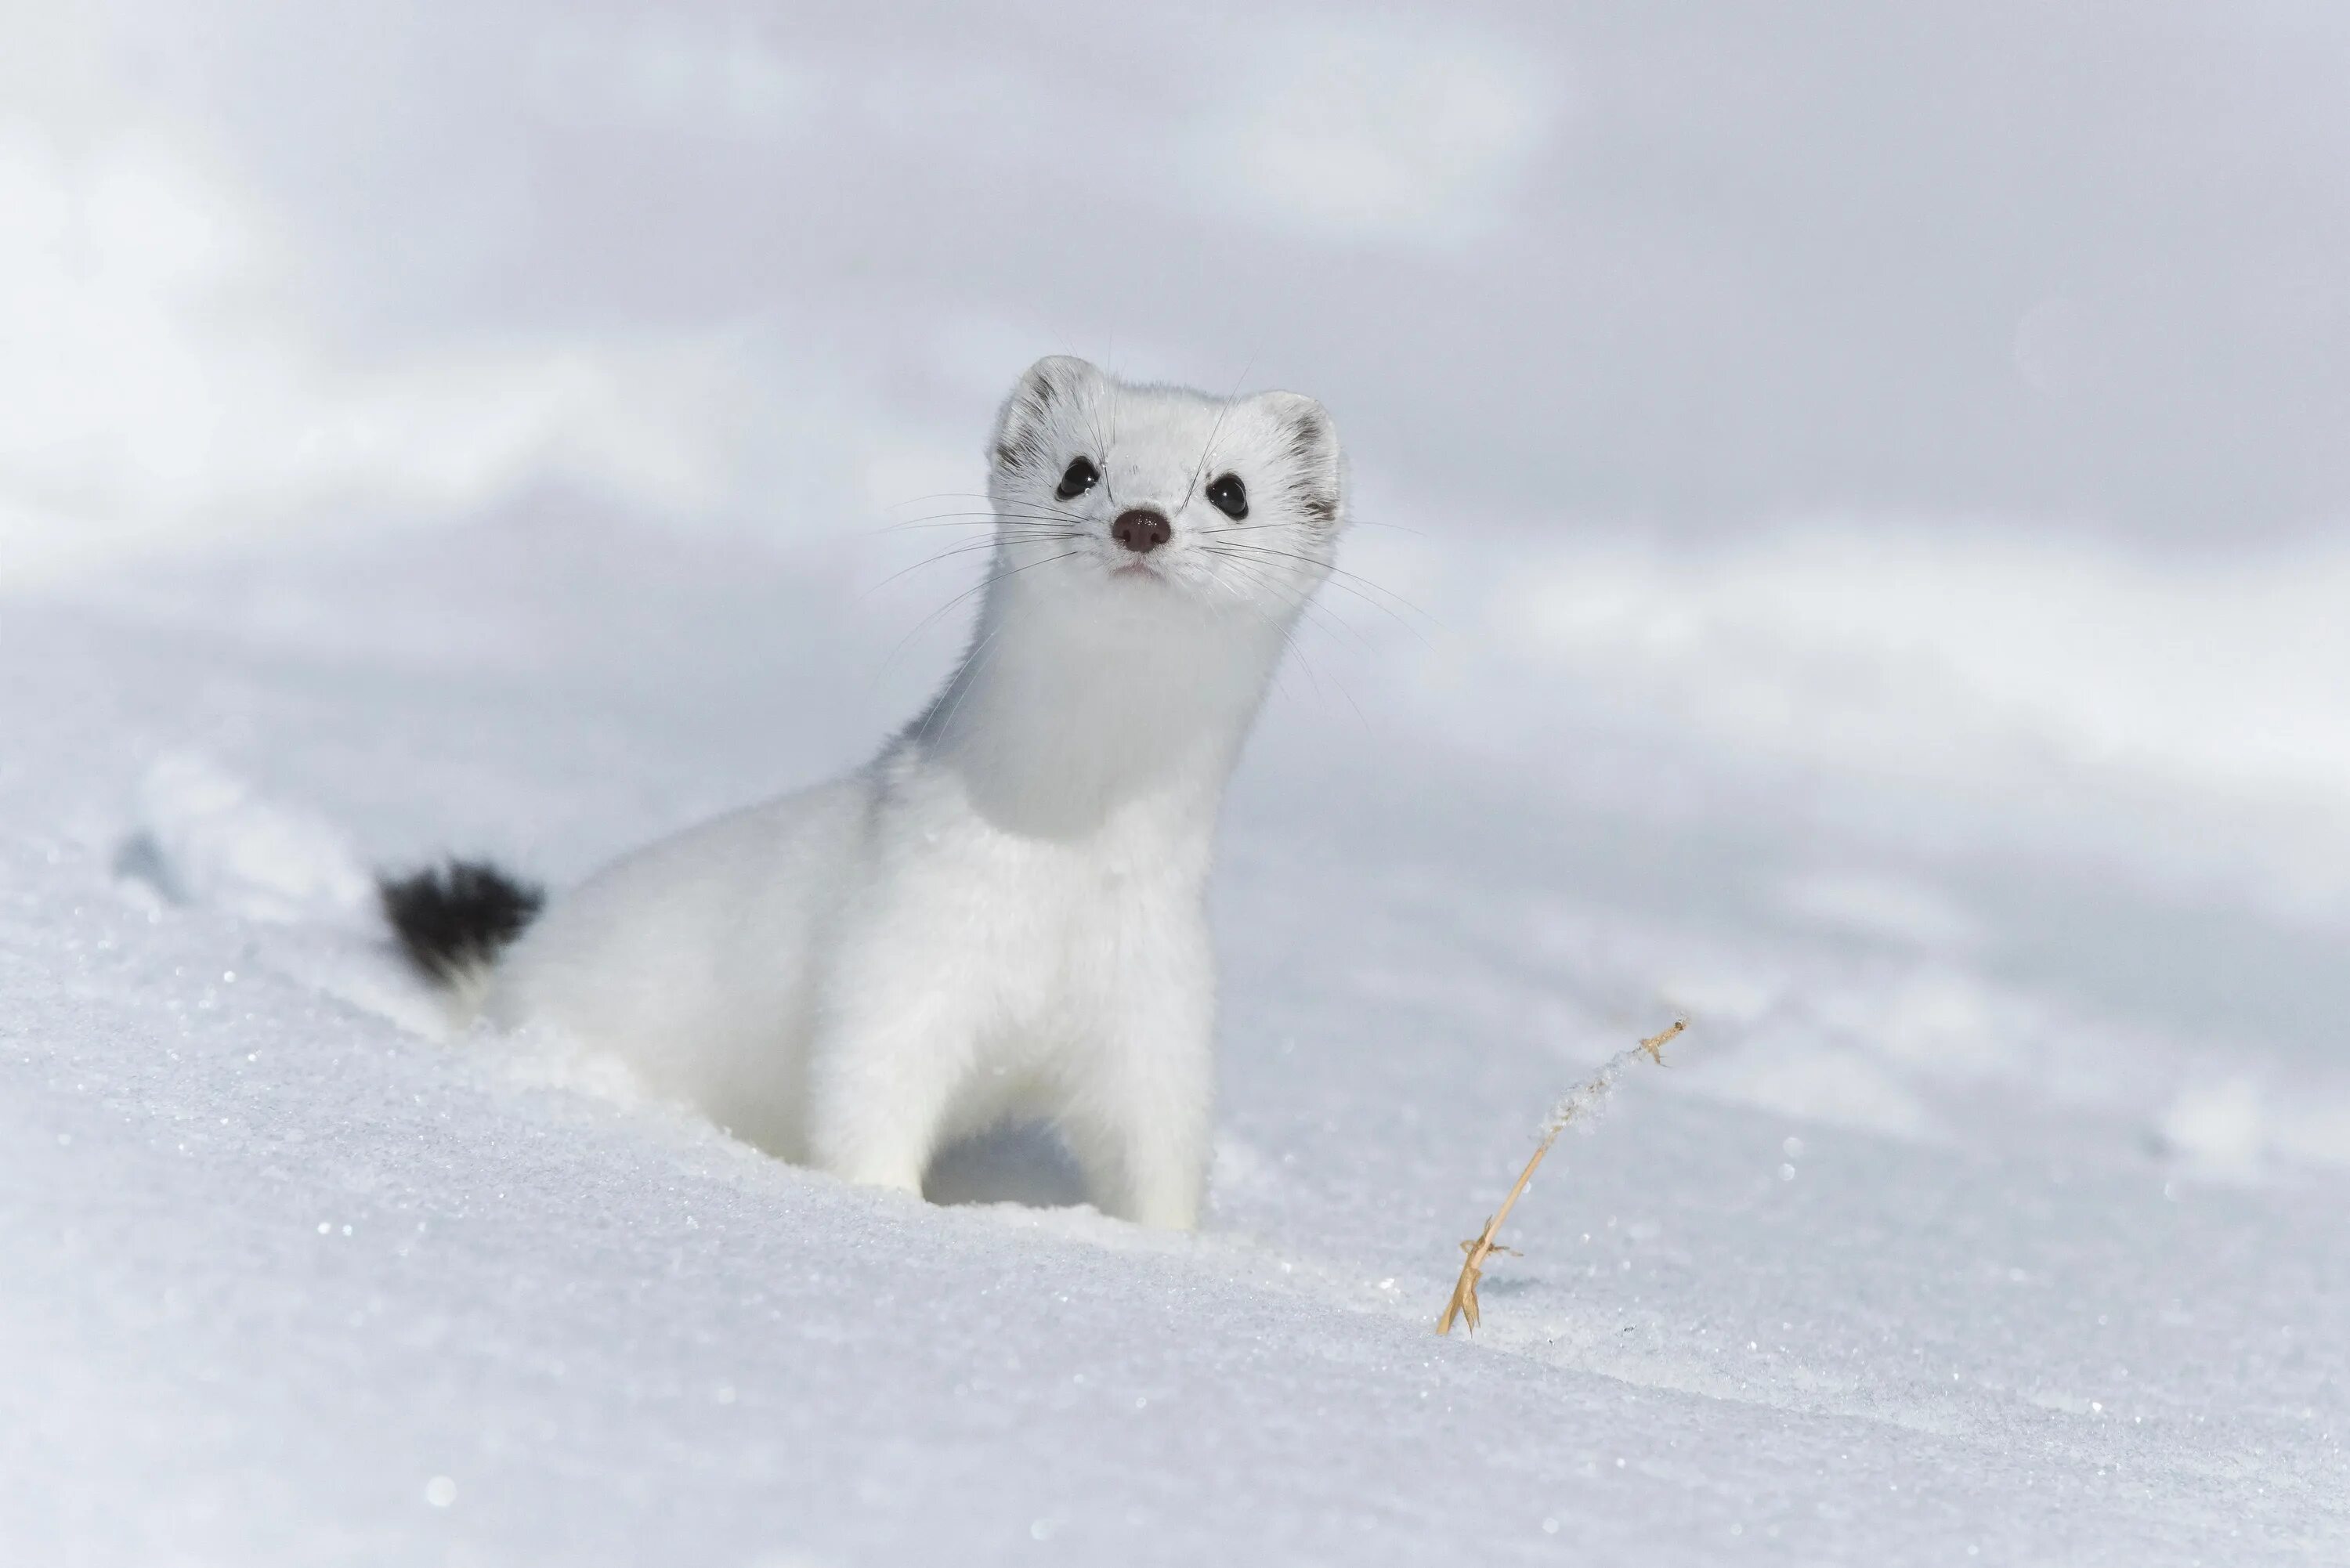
[1111,508,1172,555]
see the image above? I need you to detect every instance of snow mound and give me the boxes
[116,751,374,927]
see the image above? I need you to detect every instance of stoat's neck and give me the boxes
[914,573,1288,841]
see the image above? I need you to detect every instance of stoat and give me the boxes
[382,356,1347,1230]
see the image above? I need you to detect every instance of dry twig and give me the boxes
[1436,1020,1685,1335]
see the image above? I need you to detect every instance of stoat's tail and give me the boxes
[378,860,544,1000]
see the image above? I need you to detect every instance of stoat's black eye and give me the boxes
[1205,472,1248,520]
[1055,457,1100,501]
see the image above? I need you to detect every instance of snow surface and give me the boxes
[5,514,2345,1565]
[6,3,2350,1563]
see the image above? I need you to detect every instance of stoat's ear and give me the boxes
[1255,389,1345,527]
[992,356,1104,472]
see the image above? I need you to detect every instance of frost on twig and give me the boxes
[1436,1020,1684,1336]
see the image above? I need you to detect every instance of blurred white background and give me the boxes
[9,3,2346,556]
[5,0,2348,1086]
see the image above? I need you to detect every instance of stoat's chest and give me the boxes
[869,762,1213,1038]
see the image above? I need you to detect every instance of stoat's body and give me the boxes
[383,356,1346,1229]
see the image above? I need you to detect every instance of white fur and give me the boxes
[483,357,1346,1228]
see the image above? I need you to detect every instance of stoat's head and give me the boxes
[986,356,1347,622]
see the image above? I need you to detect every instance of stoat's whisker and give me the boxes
[1182,356,1258,511]
[873,511,1091,533]
[884,493,1092,524]
[1201,554,1369,728]
[879,547,1085,680]
[1198,540,1437,642]
[857,537,1079,604]
[1201,547,1379,659]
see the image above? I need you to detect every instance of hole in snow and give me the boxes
[924,1123,1087,1210]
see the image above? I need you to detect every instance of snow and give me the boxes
[6,4,2349,1563]
[5,517,2345,1564]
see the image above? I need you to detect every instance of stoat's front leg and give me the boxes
[804,916,984,1199]
[1057,916,1216,1231]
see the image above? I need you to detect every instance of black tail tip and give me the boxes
[378,859,544,986]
